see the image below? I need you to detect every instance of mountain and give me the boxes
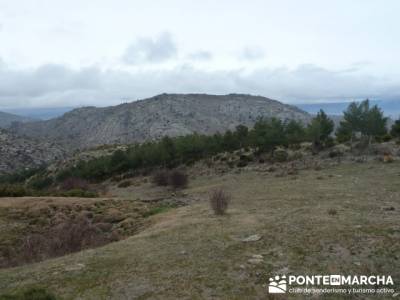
[2,107,75,120]
[0,111,37,129]
[0,129,66,174]
[10,94,311,150]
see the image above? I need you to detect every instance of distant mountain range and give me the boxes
[9,93,311,150]
[297,99,400,118]
[0,111,37,129]
[2,107,74,120]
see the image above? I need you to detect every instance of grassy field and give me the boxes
[0,160,399,299]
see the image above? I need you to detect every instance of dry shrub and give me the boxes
[117,180,132,188]
[9,217,111,267]
[210,188,231,215]
[169,170,188,189]
[61,177,89,190]
[152,170,170,186]
[327,208,338,216]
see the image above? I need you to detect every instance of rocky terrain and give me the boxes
[10,93,311,150]
[0,111,36,129]
[0,129,66,174]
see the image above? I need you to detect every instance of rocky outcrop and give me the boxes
[10,93,311,150]
[0,129,66,174]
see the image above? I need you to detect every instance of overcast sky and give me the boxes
[0,0,400,109]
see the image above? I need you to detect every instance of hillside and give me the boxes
[0,157,399,299]
[0,111,36,129]
[0,129,66,174]
[10,94,311,150]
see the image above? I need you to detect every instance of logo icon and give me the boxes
[268,275,287,293]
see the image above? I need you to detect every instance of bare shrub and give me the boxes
[209,188,231,215]
[168,170,188,189]
[13,217,110,267]
[61,177,89,190]
[152,170,170,186]
[117,180,132,188]
[327,208,338,216]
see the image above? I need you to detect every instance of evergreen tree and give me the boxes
[307,110,334,149]
[285,120,306,146]
[390,119,400,139]
[337,99,387,147]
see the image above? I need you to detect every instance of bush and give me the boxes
[117,180,132,188]
[152,170,170,186]
[28,176,53,190]
[209,188,231,215]
[59,189,98,198]
[61,177,89,190]
[273,148,288,162]
[0,287,57,300]
[236,161,248,168]
[8,217,109,267]
[381,134,392,142]
[0,184,27,197]
[168,170,188,189]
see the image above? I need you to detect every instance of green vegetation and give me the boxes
[0,287,56,300]
[0,184,98,198]
[307,109,334,150]
[142,205,175,218]
[391,118,400,139]
[55,117,313,182]
[336,99,388,145]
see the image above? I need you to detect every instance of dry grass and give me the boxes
[0,161,399,299]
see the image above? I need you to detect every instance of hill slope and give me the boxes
[0,111,36,129]
[0,160,399,298]
[10,94,311,150]
[0,129,66,174]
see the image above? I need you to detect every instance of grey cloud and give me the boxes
[188,51,213,61]
[122,32,177,64]
[0,61,399,109]
[240,47,265,61]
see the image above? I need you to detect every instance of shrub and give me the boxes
[236,161,248,168]
[383,154,394,163]
[327,208,337,216]
[168,170,188,189]
[117,180,132,188]
[152,170,169,186]
[12,217,109,267]
[0,184,27,197]
[59,189,98,198]
[381,134,392,142]
[61,177,89,190]
[273,148,288,162]
[0,287,57,300]
[28,176,53,190]
[209,188,231,215]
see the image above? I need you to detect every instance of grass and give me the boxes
[141,205,175,218]
[0,160,399,299]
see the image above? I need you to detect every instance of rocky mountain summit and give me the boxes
[10,93,311,150]
[0,111,36,129]
[0,129,66,174]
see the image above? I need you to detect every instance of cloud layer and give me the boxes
[0,59,399,109]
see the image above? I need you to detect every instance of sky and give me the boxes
[0,0,400,109]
